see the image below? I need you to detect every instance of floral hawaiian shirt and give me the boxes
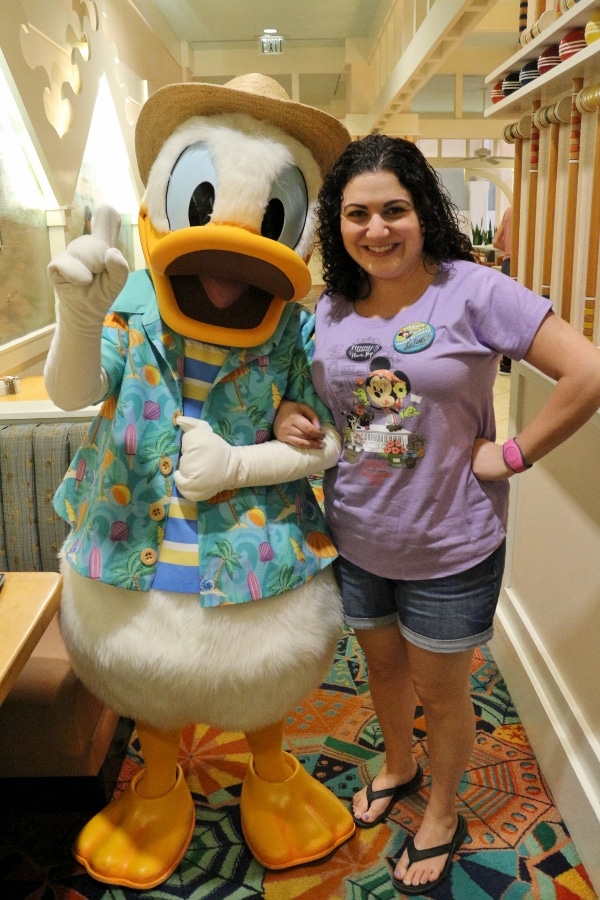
[53,269,337,605]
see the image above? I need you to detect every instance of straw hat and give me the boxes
[135,73,351,186]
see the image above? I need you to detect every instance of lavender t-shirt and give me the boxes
[311,260,551,580]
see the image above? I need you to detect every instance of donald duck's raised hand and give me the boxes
[48,205,128,320]
[174,415,342,501]
[45,205,129,410]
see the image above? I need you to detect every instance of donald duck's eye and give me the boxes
[166,143,217,230]
[189,183,215,227]
[261,165,308,250]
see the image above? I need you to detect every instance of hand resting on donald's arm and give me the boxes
[174,416,342,502]
[272,399,328,450]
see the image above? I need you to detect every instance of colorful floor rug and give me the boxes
[0,635,597,899]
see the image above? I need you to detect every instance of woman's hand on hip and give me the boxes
[472,438,513,481]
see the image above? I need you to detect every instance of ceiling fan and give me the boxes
[441,147,514,168]
[468,147,502,164]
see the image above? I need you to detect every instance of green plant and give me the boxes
[471,220,494,245]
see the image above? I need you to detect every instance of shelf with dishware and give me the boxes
[484,0,600,118]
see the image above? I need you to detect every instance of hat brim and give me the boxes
[135,80,350,186]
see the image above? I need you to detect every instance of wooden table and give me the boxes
[0,375,99,424]
[0,572,62,705]
[0,375,48,402]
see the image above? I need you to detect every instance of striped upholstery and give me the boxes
[0,422,89,572]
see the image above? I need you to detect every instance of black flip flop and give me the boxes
[353,763,423,829]
[392,813,468,894]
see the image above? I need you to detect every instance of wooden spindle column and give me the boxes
[524,101,541,290]
[576,83,600,340]
[519,0,528,36]
[560,78,584,322]
[532,97,571,300]
[503,116,531,279]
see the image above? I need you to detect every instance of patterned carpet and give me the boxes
[0,631,597,900]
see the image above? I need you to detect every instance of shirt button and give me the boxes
[159,456,173,475]
[149,502,165,521]
[172,409,182,426]
[140,548,158,566]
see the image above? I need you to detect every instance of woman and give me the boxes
[275,134,600,893]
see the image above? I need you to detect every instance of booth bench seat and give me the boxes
[0,420,132,810]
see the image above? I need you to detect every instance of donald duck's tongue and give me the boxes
[201,275,249,309]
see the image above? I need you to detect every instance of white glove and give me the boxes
[44,206,129,410]
[174,417,341,502]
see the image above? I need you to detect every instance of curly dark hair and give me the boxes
[316,133,475,301]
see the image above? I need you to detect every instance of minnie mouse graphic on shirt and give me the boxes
[343,356,425,468]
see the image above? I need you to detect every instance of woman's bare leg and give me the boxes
[352,624,420,824]
[394,645,474,890]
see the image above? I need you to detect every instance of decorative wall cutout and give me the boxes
[74,0,98,33]
[66,25,90,62]
[2,0,180,209]
[19,2,99,137]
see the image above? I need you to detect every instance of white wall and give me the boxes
[491,362,600,893]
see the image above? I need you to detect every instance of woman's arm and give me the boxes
[472,311,600,480]
[174,416,341,501]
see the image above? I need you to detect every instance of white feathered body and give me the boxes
[60,558,342,732]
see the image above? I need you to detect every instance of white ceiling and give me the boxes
[144,0,390,45]
[132,0,521,129]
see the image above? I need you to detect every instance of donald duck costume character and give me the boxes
[44,74,354,889]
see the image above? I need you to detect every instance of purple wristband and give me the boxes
[503,437,532,473]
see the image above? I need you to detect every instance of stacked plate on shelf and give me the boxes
[491,4,598,105]
[537,44,561,74]
[519,59,540,87]
[558,28,587,61]
[585,12,600,44]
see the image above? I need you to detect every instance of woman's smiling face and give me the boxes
[340,170,425,283]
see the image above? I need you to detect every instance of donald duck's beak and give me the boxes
[139,206,312,348]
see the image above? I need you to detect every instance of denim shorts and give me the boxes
[333,540,506,653]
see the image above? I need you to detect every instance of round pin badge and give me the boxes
[393,322,435,354]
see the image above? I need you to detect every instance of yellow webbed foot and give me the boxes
[73,765,195,889]
[240,752,355,869]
